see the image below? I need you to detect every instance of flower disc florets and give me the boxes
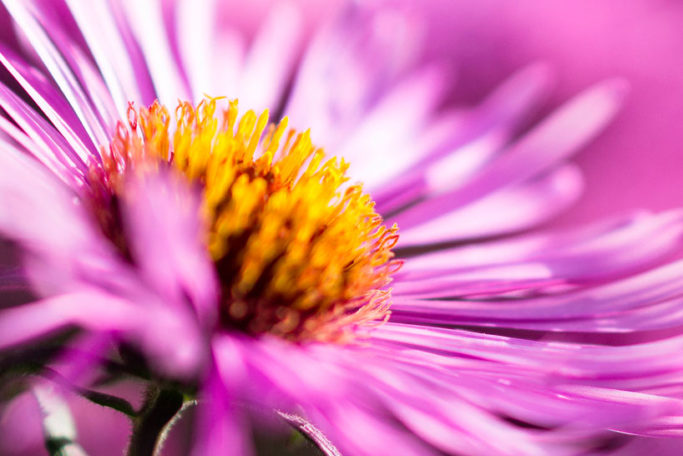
[88,98,401,342]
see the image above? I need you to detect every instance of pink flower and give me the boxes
[0,1,682,455]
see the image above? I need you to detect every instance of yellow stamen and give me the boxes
[98,97,400,342]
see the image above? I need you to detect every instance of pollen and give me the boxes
[94,97,401,343]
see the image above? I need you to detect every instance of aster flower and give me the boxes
[1,1,683,455]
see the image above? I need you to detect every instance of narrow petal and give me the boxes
[398,211,683,280]
[397,164,583,246]
[237,2,302,113]
[174,0,218,100]
[65,0,156,112]
[374,63,554,213]
[390,259,683,333]
[391,80,628,229]
[0,44,96,162]
[118,0,190,105]
[0,82,87,184]
[3,0,110,148]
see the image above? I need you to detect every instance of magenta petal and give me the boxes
[397,164,583,246]
[374,63,554,213]
[311,403,435,456]
[391,258,683,333]
[116,0,189,105]
[0,291,135,351]
[0,44,96,162]
[237,2,302,113]
[0,146,96,259]
[120,171,218,326]
[0,82,87,185]
[3,0,110,148]
[398,211,683,282]
[392,263,557,299]
[65,0,156,111]
[191,367,252,456]
[391,80,628,230]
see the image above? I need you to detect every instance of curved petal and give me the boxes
[117,0,189,105]
[391,80,628,230]
[65,0,156,111]
[121,170,218,326]
[3,0,110,148]
[397,164,583,247]
[390,259,683,333]
[237,2,302,113]
[374,63,554,213]
[191,366,252,456]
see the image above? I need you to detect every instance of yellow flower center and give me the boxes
[92,97,400,342]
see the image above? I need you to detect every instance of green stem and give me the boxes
[127,386,184,456]
[153,399,197,456]
[80,388,137,418]
[40,367,137,418]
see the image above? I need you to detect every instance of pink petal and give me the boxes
[3,0,110,147]
[120,171,218,326]
[391,80,628,230]
[237,2,302,112]
[397,164,583,246]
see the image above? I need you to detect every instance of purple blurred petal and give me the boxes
[191,367,252,456]
[341,64,449,188]
[0,143,96,259]
[0,291,134,350]
[64,0,156,112]
[120,170,218,326]
[0,44,97,161]
[3,0,110,148]
[285,3,421,145]
[173,0,220,100]
[237,2,302,112]
[391,80,628,230]
[398,164,583,246]
[374,63,554,213]
[117,0,189,105]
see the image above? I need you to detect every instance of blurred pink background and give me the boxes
[2,1,683,455]
[418,0,683,226]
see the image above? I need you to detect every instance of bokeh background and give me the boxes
[418,0,683,227]
[2,0,683,454]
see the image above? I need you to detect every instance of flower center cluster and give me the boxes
[89,98,400,342]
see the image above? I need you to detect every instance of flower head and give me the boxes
[1,1,683,455]
[93,97,399,342]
